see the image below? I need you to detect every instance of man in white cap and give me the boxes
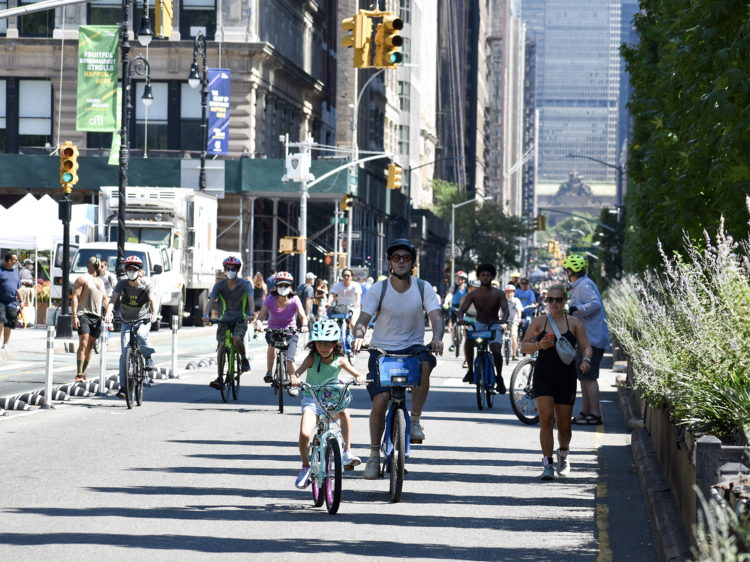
[296,272,317,328]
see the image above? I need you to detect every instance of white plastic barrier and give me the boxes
[42,326,55,409]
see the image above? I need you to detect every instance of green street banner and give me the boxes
[108,87,122,166]
[76,25,120,132]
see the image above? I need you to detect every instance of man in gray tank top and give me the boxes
[71,256,109,382]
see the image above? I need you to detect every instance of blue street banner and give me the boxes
[207,69,231,155]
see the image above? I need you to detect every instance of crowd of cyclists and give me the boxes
[105,238,610,485]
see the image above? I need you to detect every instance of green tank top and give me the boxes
[304,354,341,397]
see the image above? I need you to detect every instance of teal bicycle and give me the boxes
[297,379,361,514]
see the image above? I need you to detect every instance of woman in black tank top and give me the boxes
[520,284,593,481]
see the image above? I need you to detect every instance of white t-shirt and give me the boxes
[331,281,362,306]
[362,278,441,350]
[507,297,524,324]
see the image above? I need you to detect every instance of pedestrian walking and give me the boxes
[71,257,109,381]
[0,253,22,350]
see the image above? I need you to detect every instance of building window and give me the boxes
[19,0,54,37]
[398,125,409,155]
[88,0,120,25]
[134,81,168,150]
[399,0,411,24]
[19,80,52,147]
[398,81,410,112]
[181,0,216,40]
[180,82,203,151]
[0,1,7,35]
[401,38,411,64]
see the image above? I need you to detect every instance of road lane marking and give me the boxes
[0,363,34,372]
[595,422,613,562]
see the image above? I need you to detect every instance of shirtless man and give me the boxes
[456,264,509,394]
[71,256,109,382]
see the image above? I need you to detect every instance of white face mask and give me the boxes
[277,286,291,296]
[226,270,237,280]
[126,270,140,281]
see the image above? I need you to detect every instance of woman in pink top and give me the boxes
[254,271,309,397]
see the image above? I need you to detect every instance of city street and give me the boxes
[0,330,657,562]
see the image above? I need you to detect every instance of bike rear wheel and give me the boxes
[504,338,511,365]
[232,352,240,400]
[453,327,460,357]
[510,358,539,425]
[475,357,485,411]
[324,439,343,514]
[220,348,232,403]
[277,354,286,414]
[124,348,136,410]
[311,448,325,507]
[390,408,406,503]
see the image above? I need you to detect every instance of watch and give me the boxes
[583,357,591,363]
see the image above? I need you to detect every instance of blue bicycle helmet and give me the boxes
[310,319,340,342]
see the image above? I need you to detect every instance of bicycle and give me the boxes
[122,318,148,409]
[366,344,427,503]
[502,323,513,366]
[267,328,298,414]
[465,322,501,411]
[509,356,539,425]
[452,311,463,358]
[327,305,356,366]
[296,379,362,515]
[209,319,245,403]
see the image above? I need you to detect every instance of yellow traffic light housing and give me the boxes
[341,12,373,68]
[546,239,554,253]
[341,194,353,212]
[155,0,173,38]
[60,141,79,194]
[374,14,404,68]
[387,163,402,190]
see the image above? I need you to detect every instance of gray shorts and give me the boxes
[217,321,248,343]
[466,321,504,347]
[576,346,606,381]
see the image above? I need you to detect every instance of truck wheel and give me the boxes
[192,290,208,327]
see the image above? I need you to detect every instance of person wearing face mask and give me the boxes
[104,255,157,399]
[254,271,310,398]
[203,256,254,388]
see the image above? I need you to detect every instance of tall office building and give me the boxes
[521,0,621,187]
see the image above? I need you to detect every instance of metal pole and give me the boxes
[98,322,107,394]
[57,196,72,338]
[198,35,208,191]
[116,0,131,280]
[346,203,353,268]
[332,201,339,283]
[248,196,255,274]
[170,315,179,378]
[271,198,279,271]
[299,174,308,283]
[451,203,455,283]
[42,326,56,409]
[238,196,243,258]
[406,166,412,237]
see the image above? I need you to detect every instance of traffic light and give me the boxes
[553,241,561,259]
[59,141,79,194]
[374,14,404,68]
[155,0,173,38]
[341,12,373,68]
[532,215,546,231]
[532,217,539,231]
[387,163,402,190]
[341,194,353,212]
[547,239,554,253]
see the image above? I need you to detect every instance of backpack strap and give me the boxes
[417,278,425,308]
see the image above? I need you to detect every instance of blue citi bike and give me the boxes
[366,344,427,503]
[327,305,356,366]
[294,378,362,515]
[465,321,502,411]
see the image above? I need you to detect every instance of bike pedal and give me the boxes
[410,439,423,444]
[344,465,354,472]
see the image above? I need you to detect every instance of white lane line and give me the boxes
[0,362,34,372]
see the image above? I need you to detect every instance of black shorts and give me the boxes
[77,313,102,338]
[265,331,299,359]
[533,372,577,406]
[0,303,18,329]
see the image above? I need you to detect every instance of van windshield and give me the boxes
[109,227,171,247]
[71,249,148,273]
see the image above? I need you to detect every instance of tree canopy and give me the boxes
[622,0,750,272]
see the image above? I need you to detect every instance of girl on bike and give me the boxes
[254,271,309,397]
[520,283,592,480]
[290,319,367,488]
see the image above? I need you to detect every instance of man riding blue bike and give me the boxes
[443,270,467,352]
[352,239,444,481]
[514,276,537,339]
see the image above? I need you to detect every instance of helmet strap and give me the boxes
[389,266,411,281]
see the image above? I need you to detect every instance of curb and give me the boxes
[618,385,693,562]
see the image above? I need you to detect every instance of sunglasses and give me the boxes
[343,274,352,278]
[390,254,413,263]
[545,297,565,304]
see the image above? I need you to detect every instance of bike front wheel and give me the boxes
[232,352,241,401]
[124,348,136,410]
[324,439,343,514]
[390,408,406,503]
[219,348,232,403]
[509,358,539,425]
[486,357,494,409]
[276,356,286,414]
[475,357,485,411]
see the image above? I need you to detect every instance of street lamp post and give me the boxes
[188,31,208,191]
[116,0,154,279]
[565,153,624,209]
[451,196,492,283]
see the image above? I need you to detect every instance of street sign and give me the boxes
[349,174,358,187]
[351,231,361,240]
[330,217,347,225]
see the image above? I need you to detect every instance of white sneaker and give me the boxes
[1,344,7,350]
[556,449,571,477]
[343,449,361,468]
[295,466,311,489]
[410,420,425,442]
[288,387,299,397]
[363,457,380,480]
[540,465,555,480]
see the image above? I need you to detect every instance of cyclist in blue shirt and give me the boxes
[515,278,536,319]
[443,271,468,352]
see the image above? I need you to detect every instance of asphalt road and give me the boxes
[0,330,658,562]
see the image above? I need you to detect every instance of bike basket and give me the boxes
[377,355,422,387]
[328,312,351,320]
[271,333,291,349]
[312,382,352,413]
[328,304,350,316]
[466,330,494,340]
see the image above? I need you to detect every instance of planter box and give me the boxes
[628,358,749,542]
[37,302,49,325]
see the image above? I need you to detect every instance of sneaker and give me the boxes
[263,371,273,384]
[288,387,299,397]
[144,358,155,371]
[116,390,127,399]
[1,344,7,350]
[241,358,250,372]
[496,377,507,395]
[343,450,361,468]
[363,458,381,480]
[410,420,425,442]
[295,466,311,489]
[540,465,555,481]
[462,372,474,384]
[209,378,223,389]
[556,450,571,477]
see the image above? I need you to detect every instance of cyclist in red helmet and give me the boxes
[104,255,157,399]
[203,256,254,388]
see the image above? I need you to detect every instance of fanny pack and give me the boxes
[547,314,577,365]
